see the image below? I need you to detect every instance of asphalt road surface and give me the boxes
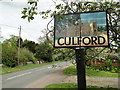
[2,61,72,88]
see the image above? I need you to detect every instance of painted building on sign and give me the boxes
[56,20,98,37]
[81,21,97,36]
[55,19,107,37]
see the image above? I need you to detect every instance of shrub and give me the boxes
[31,57,37,64]
[35,40,53,62]
[3,55,17,67]
[19,48,36,65]
[2,44,18,67]
[106,55,119,60]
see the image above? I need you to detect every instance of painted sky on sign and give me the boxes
[56,12,107,28]
[80,12,106,27]
[55,12,107,33]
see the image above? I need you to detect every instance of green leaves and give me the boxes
[39,10,51,19]
[68,19,72,23]
[56,4,61,9]
[28,0,37,6]
[105,2,110,5]
[22,9,27,14]
[21,15,28,19]
[28,16,34,22]
[21,1,38,22]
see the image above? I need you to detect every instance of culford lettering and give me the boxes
[57,36,106,46]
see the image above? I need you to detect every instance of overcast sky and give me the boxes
[0,0,119,43]
[0,0,55,43]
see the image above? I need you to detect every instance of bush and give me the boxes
[2,44,18,67]
[102,60,112,71]
[112,66,120,73]
[3,55,17,67]
[35,40,53,62]
[55,55,63,61]
[31,57,37,64]
[20,48,36,65]
[106,55,119,60]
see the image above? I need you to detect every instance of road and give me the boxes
[1,61,72,89]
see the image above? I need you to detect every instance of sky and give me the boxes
[0,0,119,43]
[0,0,55,43]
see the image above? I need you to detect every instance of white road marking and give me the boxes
[6,68,47,80]
[7,72,32,80]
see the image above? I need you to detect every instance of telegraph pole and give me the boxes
[18,26,21,65]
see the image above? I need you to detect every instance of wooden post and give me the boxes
[75,49,86,89]
[18,26,21,65]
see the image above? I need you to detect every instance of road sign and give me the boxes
[54,11,109,48]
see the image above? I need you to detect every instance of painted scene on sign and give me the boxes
[54,11,108,47]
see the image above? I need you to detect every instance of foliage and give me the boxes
[2,35,39,67]
[17,37,23,47]
[21,0,38,22]
[115,47,120,53]
[21,39,38,53]
[86,47,111,61]
[3,35,19,48]
[19,48,36,65]
[86,60,120,73]
[35,40,53,62]
[102,60,113,71]
[53,48,75,61]
[106,54,119,60]
[2,43,18,67]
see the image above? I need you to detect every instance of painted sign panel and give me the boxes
[54,11,109,48]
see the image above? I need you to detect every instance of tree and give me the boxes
[17,37,23,47]
[2,35,37,67]
[2,43,18,67]
[21,39,38,53]
[35,40,53,62]
[3,35,21,48]
[2,35,20,67]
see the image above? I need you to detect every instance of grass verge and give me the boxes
[63,65,119,78]
[45,83,118,90]
[0,60,63,75]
